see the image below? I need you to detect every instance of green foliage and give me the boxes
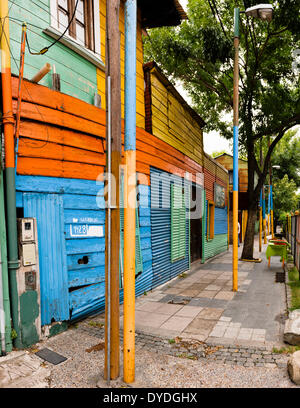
[211,150,227,158]
[273,174,299,222]
[273,345,300,354]
[144,0,300,258]
[11,328,17,340]
[144,0,300,140]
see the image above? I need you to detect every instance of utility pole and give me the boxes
[104,0,121,381]
[232,8,239,292]
[124,0,137,383]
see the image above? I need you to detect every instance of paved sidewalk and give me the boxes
[0,236,290,388]
[117,237,287,349]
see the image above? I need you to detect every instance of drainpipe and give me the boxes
[0,137,12,354]
[0,246,6,354]
[123,0,137,384]
[0,0,21,348]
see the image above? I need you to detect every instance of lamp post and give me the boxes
[232,4,273,292]
[271,165,280,237]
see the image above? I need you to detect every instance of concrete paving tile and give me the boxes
[180,288,203,297]
[252,329,266,335]
[228,322,242,328]
[214,291,235,301]
[197,307,224,320]
[219,316,232,322]
[154,303,183,315]
[147,293,166,302]
[197,290,218,298]
[135,311,170,329]
[188,298,212,307]
[175,305,203,318]
[135,301,162,313]
[205,284,222,291]
[224,327,240,339]
[209,327,227,337]
[163,287,183,295]
[183,318,216,336]
[160,315,194,332]
[215,321,230,328]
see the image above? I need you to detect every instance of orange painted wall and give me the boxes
[14,77,203,185]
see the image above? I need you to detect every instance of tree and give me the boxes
[268,129,300,188]
[273,175,299,227]
[211,149,228,158]
[143,0,300,259]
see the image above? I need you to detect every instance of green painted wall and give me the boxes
[8,0,98,104]
[20,291,39,348]
[203,233,228,262]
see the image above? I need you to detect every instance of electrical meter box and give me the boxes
[20,218,35,242]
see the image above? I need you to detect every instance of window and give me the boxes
[207,200,215,240]
[57,0,94,50]
[228,170,233,185]
[49,0,101,60]
[171,184,186,262]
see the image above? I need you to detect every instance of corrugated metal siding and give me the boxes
[18,175,106,323]
[204,233,228,260]
[150,167,189,289]
[64,183,106,321]
[205,202,228,236]
[23,192,69,325]
[18,175,154,322]
[203,200,228,261]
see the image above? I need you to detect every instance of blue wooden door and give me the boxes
[23,193,69,325]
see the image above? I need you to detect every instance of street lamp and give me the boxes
[232,4,273,291]
[245,4,274,22]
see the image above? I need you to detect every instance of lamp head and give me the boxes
[245,4,273,22]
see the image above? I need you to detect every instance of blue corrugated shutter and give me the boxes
[150,167,189,289]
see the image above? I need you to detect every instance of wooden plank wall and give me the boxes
[148,70,204,166]
[9,0,98,104]
[96,0,145,129]
[214,154,248,192]
[14,77,204,185]
[203,154,228,203]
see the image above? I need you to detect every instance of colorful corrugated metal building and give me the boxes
[2,0,229,344]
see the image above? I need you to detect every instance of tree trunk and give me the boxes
[241,135,258,260]
[241,208,257,259]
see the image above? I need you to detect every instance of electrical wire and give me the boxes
[1,26,51,149]
[26,0,80,55]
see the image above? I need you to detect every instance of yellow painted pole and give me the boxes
[227,180,230,250]
[123,150,136,384]
[263,217,267,244]
[232,191,238,291]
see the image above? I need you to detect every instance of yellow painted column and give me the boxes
[123,150,136,384]
[232,190,238,292]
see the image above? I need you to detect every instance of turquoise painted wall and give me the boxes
[8,0,98,104]
[203,233,228,261]
[202,195,228,262]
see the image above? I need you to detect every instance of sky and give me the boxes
[172,0,232,156]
